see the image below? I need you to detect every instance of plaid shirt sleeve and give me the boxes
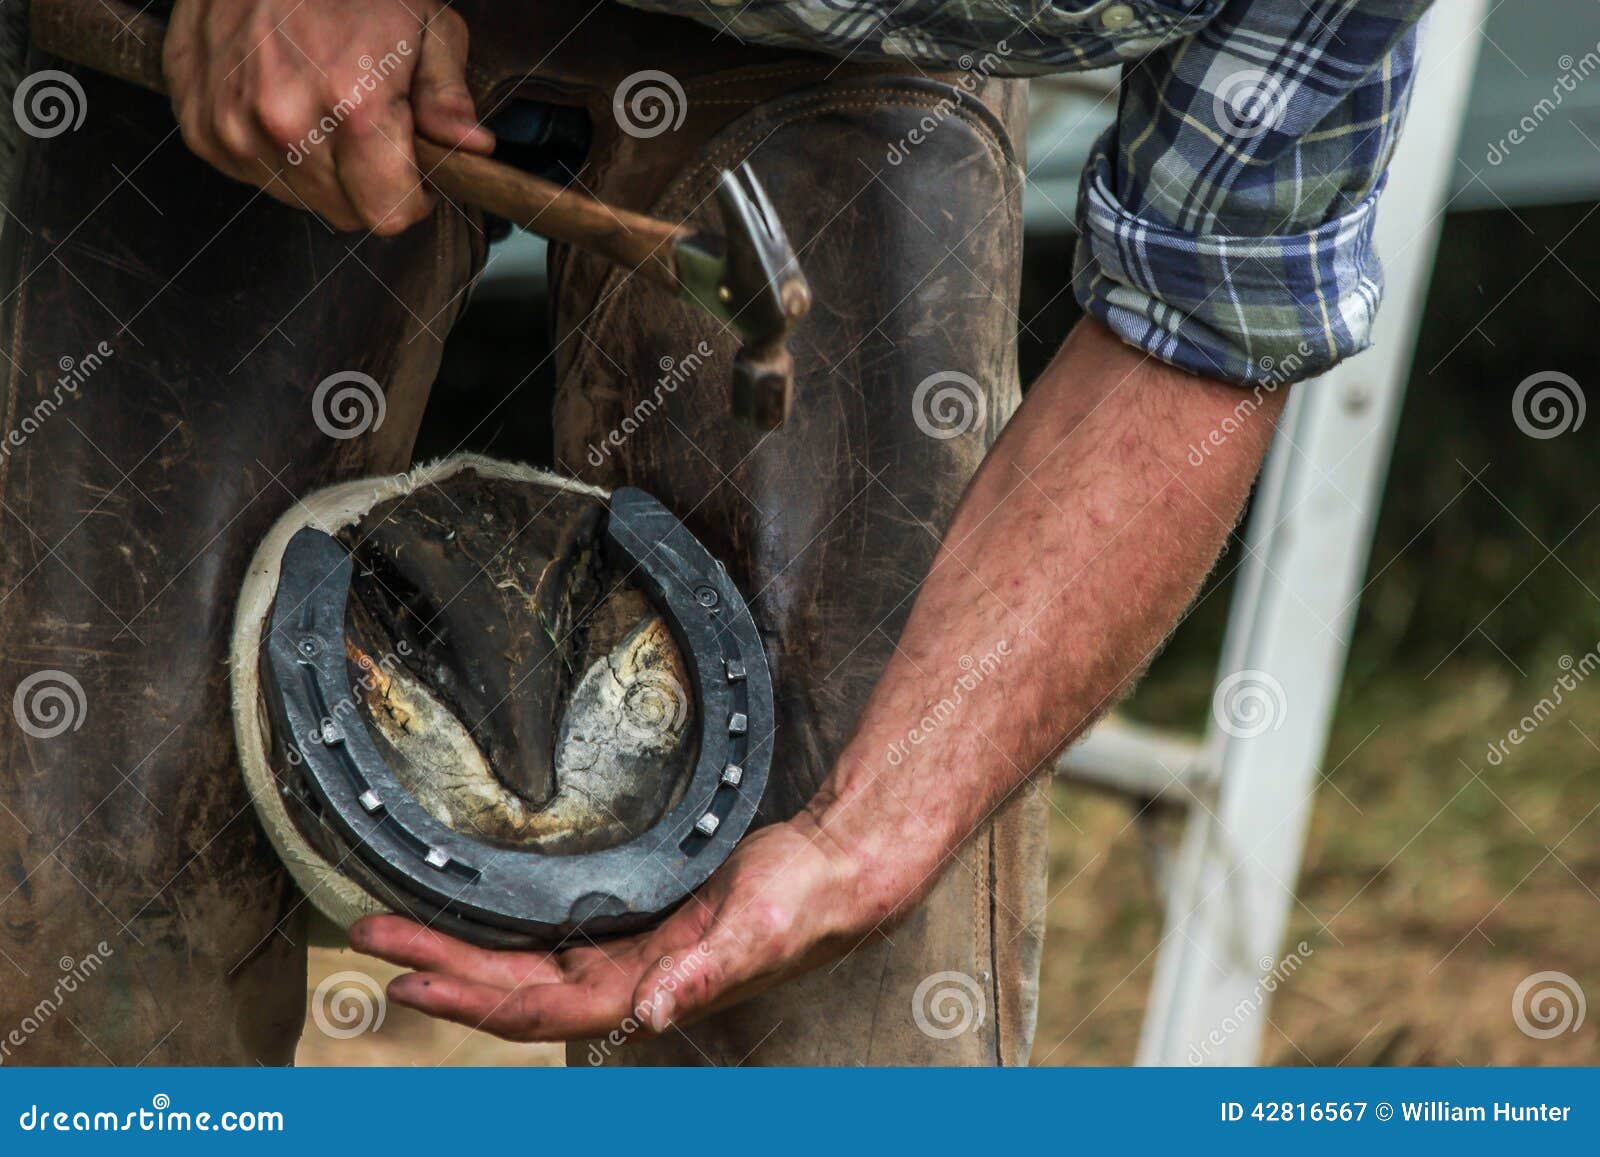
[1072,1,1431,386]
[615,0,1433,386]
[612,0,1227,72]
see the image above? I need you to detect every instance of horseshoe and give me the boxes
[259,488,774,947]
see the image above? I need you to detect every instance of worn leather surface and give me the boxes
[550,62,1048,1063]
[0,56,477,1064]
[0,2,1046,1065]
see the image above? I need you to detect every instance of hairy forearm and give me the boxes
[802,317,1287,920]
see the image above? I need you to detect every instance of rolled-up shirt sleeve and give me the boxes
[1072,0,1433,386]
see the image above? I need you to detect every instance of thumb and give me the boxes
[411,10,494,154]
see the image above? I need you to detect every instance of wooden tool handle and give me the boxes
[31,0,688,284]
[31,0,167,93]
[411,141,686,278]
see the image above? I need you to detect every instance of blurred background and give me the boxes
[300,1,1600,1066]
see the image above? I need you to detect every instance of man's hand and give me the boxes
[164,0,494,234]
[350,816,882,1040]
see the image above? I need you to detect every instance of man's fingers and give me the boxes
[171,88,251,186]
[263,145,365,231]
[385,973,520,1034]
[171,72,367,231]
[246,88,367,231]
[159,0,204,96]
[368,824,846,1042]
[349,915,565,988]
[161,1,463,235]
[411,9,494,154]
[258,177,363,232]
[330,101,435,234]
[388,971,633,1042]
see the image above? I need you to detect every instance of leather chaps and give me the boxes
[0,0,1047,1065]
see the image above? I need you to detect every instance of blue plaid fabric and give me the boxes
[620,0,1231,74]
[618,0,1433,386]
[1073,1,1427,385]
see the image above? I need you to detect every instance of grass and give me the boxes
[1031,654,1600,1065]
